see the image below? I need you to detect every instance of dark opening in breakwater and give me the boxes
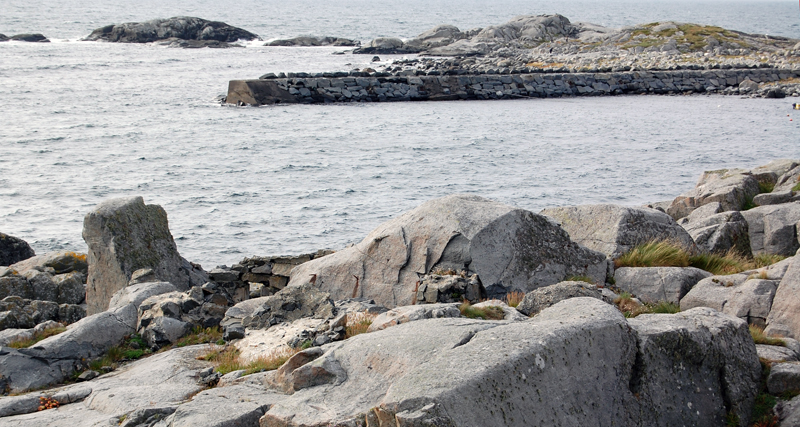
[226,68,800,106]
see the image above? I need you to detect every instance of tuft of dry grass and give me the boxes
[616,240,779,276]
[459,302,505,320]
[613,292,679,318]
[199,345,299,375]
[750,325,785,347]
[173,326,224,348]
[345,312,377,339]
[564,275,594,284]
[430,267,467,278]
[504,291,525,308]
[8,326,66,349]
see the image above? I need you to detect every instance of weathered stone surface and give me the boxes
[83,196,191,315]
[680,276,778,327]
[404,24,468,51]
[541,204,695,258]
[0,297,82,331]
[288,195,608,307]
[754,189,797,206]
[162,383,279,426]
[768,362,800,394]
[260,298,759,427]
[367,303,462,332]
[137,286,230,347]
[757,344,798,363]
[667,169,760,219]
[51,272,86,305]
[775,164,800,192]
[775,394,800,427]
[415,273,482,304]
[741,202,800,256]
[627,307,761,426]
[515,280,604,316]
[678,208,751,256]
[84,16,260,43]
[766,253,800,338]
[614,266,711,303]
[10,251,87,276]
[0,233,34,266]
[0,276,33,300]
[266,36,358,47]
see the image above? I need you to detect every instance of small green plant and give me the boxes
[648,301,681,314]
[750,325,785,347]
[504,291,525,308]
[792,182,800,192]
[725,411,740,427]
[299,339,313,350]
[564,275,594,284]
[742,195,758,211]
[458,302,505,320]
[7,326,66,349]
[614,293,680,318]
[614,240,690,268]
[759,181,775,194]
[345,312,377,338]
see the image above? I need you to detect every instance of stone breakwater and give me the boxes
[226,67,800,105]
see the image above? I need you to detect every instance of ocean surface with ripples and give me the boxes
[1,0,799,267]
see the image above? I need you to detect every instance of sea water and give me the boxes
[1,0,799,267]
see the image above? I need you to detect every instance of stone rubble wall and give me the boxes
[227,68,800,105]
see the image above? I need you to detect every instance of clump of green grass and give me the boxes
[173,326,224,348]
[614,240,690,268]
[345,312,377,338]
[759,181,775,194]
[750,325,785,347]
[616,241,770,275]
[613,292,679,318]
[742,195,758,211]
[459,302,505,320]
[689,250,750,275]
[792,182,800,192]
[755,253,787,268]
[7,326,66,349]
[504,291,525,308]
[751,360,780,427]
[564,275,594,284]
[199,345,299,375]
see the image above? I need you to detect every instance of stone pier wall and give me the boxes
[226,68,800,106]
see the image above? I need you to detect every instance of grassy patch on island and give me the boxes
[7,326,66,349]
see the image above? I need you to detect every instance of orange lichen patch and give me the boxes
[63,251,87,262]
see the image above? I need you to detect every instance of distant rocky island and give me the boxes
[225,14,800,104]
[4,159,800,426]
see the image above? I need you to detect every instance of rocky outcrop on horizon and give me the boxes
[82,16,260,47]
[7,159,800,425]
[266,36,359,47]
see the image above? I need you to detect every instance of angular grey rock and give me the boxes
[515,280,604,316]
[767,254,800,338]
[754,189,797,206]
[136,286,229,347]
[627,307,761,426]
[140,316,191,348]
[768,362,800,394]
[0,275,33,300]
[287,195,608,307]
[667,169,760,219]
[776,394,800,427]
[405,24,466,50]
[740,202,800,256]
[678,209,751,256]
[367,303,462,332]
[83,196,191,315]
[0,233,35,266]
[353,37,415,54]
[475,14,578,43]
[757,344,798,362]
[415,273,482,304]
[614,266,711,304]
[680,276,778,327]
[541,203,696,258]
[775,164,800,192]
[108,281,178,311]
[261,298,760,427]
[84,16,260,43]
[51,272,86,305]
